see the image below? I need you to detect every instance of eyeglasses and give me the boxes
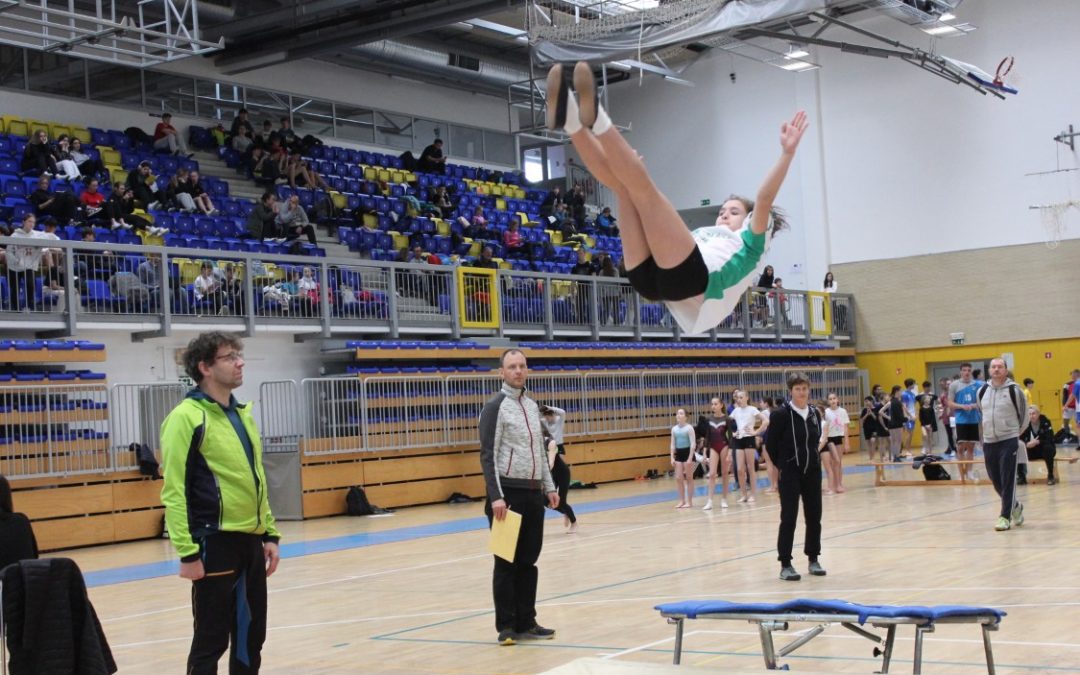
[214,352,244,363]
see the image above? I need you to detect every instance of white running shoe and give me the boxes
[720,499,729,509]
[738,495,748,503]
[702,500,712,511]
[747,495,756,504]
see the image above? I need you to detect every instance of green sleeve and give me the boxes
[160,405,201,561]
[703,228,767,300]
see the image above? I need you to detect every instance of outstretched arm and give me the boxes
[751,111,809,235]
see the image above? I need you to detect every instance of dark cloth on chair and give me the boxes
[0,511,38,570]
[1,557,117,675]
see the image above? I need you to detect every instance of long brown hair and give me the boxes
[726,194,788,237]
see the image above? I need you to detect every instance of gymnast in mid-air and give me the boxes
[547,62,808,335]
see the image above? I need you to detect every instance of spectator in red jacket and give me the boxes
[153,113,192,157]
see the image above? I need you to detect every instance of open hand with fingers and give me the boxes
[780,111,809,155]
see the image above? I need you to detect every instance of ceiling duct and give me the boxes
[350,39,530,90]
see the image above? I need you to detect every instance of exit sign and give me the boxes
[950,332,965,346]
[700,198,711,206]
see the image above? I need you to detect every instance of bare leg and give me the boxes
[684,461,696,507]
[822,450,835,494]
[567,128,649,269]
[832,444,845,492]
[674,462,686,507]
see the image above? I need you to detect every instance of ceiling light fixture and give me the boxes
[922,24,960,35]
[939,12,956,21]
[785,44,809,59]
[780,60,817,71]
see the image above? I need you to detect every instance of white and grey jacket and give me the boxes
[978,379,1029,443]
[479,383,556,500]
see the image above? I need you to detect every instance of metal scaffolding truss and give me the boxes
[0,0,223,67]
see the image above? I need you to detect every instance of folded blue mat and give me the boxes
[655,599,1005,625]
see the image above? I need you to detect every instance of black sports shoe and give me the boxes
[518,624,556,639]
[545,64,569,131]
[497,629,516,646]
[780,565,801,581]
[573,61,598,128]
[808,560,827,576]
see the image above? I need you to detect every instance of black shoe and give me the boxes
[545,64,569,131]
[780,565,801,581]
[1047,477,1057,486]
[518,624,556,640]
[573,61,598,128]
[808,560,827,576]
[497,629,516,646]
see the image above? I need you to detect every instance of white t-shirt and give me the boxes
[824,407,850,437]
[730,405,761,438]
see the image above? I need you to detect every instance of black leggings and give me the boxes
[625,246,708,302]
[550,454,576,524]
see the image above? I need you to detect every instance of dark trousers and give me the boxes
[188,532,268,675]
[777,463,822,565]
[551,454,576,524]
[485,487,545,633]
[944,422,957,453]
[983,439,1019,519]
[6,269,36,310]
[1044,444,1057,480]
[285,224,317,245]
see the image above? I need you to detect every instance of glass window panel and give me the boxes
[293,97,335,139]
[484,130,516,166]
[523,148,543,183]
[450,124,483,160]
[26,51,85,98]
[87,62,142,106]
[413,118,445,153]
[144,72,196,116]
[374,112,413,150]
[0,45,25,90]
[195,79,243,121]
[334,104,374,143]
[546,144,566,180]
[244,88,290,128]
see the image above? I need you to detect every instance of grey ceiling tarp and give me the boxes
[531,0,828,67]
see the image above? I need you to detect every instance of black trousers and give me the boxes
[285,224,317,245]
[551,454,576,524]
[485,487,546,633]
[777,463,822,565]
[944,422,957,453]
[983,439,1019,519]
[6,269,36,310]
[1044,444,1057,480]
[188,532,268,675]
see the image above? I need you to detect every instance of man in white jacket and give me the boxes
[978,358,1029,532]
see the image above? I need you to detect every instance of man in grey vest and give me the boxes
[978,358,1029,532]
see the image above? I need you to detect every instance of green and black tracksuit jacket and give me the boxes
[160,389,281,562]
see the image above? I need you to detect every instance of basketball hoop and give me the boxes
[1030,200,1079,249]
[993,56,1014,87]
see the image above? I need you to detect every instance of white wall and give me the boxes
[606,0,1080,284]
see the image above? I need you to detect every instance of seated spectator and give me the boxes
[184,170,216,215]
[502,218,534,261]
[276,194,317,245]
[432,185,453,218]
[230,108,255,144]
[231,125,254,154]
[470,245,499,270]
[165,168,194,212]
[21,129,58,176]
[0,475,39,572]
[109,269,152,309]
[137,255,187,313]
[222,263,245,315]
[245,146,277,186]
[559,213,588,246]
[397,246,438,305]
[459,205,492,241]
[126,161,160,210]
[38,218,66,295]
[539,186,562,219]
[193,261,226,314]
[69,138,106,182]
[568,184,587,227]
[52,135,83,181]
[152,113,191,157]
[29,175,79,225]
[596,206,618,234]
[6,214,48,311]
[552,202,569,228]
[296,266,320,316]
[287,151,330,191]
[105,183,159,234]
[418,138,447,174]
[278,117,299,151]
[597,253,623,325]
[246,191,280,241]
[258,119,276,147]
[570,249,594,276]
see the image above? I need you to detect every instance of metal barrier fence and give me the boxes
[0,236,854,341]
[300,367,860,456]
[1,383,112,478]
[108,382,187,471]
[258,380,303,455]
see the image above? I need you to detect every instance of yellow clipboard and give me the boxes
[488,509,522,562]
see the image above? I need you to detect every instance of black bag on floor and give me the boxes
[346,486,375,515]
[922,463,951,481]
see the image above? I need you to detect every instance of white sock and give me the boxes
[563,94,582,135]
[592,104,613,135]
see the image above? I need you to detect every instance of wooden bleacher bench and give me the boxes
[861,454,1076,487]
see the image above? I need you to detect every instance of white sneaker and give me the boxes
[157,227,170,235]
[121,222,133,230]
[747,495,756,504]
[738,494,748,503]
[110,222,121,230]
[720,499,729,509]
[702,500,712,511]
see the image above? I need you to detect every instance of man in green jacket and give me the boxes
[161,331,281,674]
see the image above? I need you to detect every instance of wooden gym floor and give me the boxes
[62,458,1080,674]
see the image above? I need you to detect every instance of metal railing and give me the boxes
[301,366,861,457]
[0,236,856,342]
[1,383,111,478]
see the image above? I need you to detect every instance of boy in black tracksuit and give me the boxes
[767,372,826,581]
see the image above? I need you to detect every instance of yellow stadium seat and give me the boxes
[516,211,530,225]
[2,116,29,137]
[468,241,481,257]
[99,147,121,166]
[139,232,164,246]
[434,219,450,236]
[511,187,526,199]
[377,169,391,183]
[362,213,378,229]
[583,235,595,248]
[403,171,416,183]
[363,166,377,181]
[109,168,128,186]
[390,170,404,183]
[495,198,507,211]
[464,179,477,190]
[496,259,511,270]
[547,230,562,246]
[492,185,505,197]
[49,124,73,140]
[70,126,92,144]
[26,120,49,137]
[330,191,347,210]
[390,231,410,251]
[178,260,202,285]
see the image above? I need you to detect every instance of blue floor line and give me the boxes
[81,461,886,588]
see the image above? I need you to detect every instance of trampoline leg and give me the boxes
[671,618,684,665]
[879,625,897,674]
[982,625,996,675]
[758,623,778,670]
[913,625,933,675]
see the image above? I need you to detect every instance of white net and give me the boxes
[531,0,731,43]
[1032,200,1079,249]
